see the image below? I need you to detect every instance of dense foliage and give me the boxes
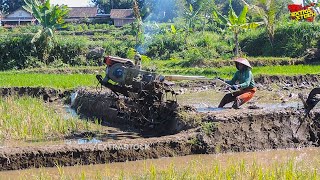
[2,0,320,70]
[0,0,25,14]
[241,22,320,57]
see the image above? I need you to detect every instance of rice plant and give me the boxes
[0,96,100,141]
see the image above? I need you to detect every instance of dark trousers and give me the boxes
[305,87,320,113]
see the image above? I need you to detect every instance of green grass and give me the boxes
[0,65,318,88]
[158,65,320,79]
[0,96,100,141]
[0,73,97,89]
[18,66,104,74]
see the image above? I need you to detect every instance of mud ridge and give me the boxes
[255,74,320,86]
[178,74,320,91]
[0,87,72,102]
[1,108,320,171]
[0,131,198,171]
[199,108,320,153]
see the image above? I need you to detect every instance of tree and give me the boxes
[198,0,216,32]
[133,0,142,47]
[240,0,276,47]
[23,0,69,64]
[213,0,262,57]
[0,0,25,14]
[215,0,248,15]
[184,4,201,33]
[91,0,132,14]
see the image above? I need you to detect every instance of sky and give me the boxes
[292,0,303,4]
[51,0,93,7]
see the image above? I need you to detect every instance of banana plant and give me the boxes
[184,4,201,34]
[213,0,263,57]
[23,0,69,63]
[23,0,68,42]
[240,0,276,47]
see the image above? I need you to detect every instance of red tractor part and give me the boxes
[104,56,134,67]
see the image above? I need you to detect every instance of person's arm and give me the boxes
[226,71,238,85]
[238,70,252,89]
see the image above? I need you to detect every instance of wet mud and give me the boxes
[1,107,320,171]
[255,74,320,87]
[71,89,189,137]
[178,74,320,91]
[1,74,320,171]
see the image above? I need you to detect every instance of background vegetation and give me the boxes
[1,0,320,72]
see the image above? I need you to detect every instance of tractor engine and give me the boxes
[96,55,178,126]
[96,55,171,100]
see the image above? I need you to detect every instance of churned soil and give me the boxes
[0,107,320,171]
[1,73,320,171]
[71,88,189,137]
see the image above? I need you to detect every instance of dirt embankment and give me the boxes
[1,107,320,171]
[255,74,320,87]
[178,74,320,92]
[0,87,72,101]
[0,131,197,171]
[199,108,319,153]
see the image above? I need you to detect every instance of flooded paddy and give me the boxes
[1,147,319,179]
[0,79,319,172]
[177,86,312,111]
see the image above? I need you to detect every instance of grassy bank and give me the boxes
[0,96,100,141]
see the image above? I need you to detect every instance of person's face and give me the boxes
[236,62,244,70]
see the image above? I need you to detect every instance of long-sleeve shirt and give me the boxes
[226,69,255,89]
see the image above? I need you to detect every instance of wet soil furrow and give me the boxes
[1,108,320,171]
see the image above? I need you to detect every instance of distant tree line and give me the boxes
[1,0,292,21]
[0,0,25,14]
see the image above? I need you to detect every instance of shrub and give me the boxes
[241,22,320,57]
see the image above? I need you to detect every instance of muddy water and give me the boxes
[1,147,320,179]
[0,129,141,148]
[178,89,308,111]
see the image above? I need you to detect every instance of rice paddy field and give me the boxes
[1,147,320,179]
[0,64,319,178]
[0,64,319,89]
[0,96,102,141]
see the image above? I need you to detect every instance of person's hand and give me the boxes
[217,77,224,82]
[230,85,240,91]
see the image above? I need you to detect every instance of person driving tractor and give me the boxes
[218,58,257,109]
